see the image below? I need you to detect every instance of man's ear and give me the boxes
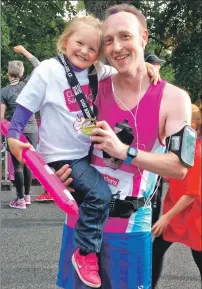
[142,29,148,48]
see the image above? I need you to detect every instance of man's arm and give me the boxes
[91,86,192,179]
[125,86,192,179]
[14,45,40,68]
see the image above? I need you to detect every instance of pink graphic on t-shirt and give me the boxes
[73,114,85,131]
[64,84,92,112]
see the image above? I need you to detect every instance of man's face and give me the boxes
[103,12,148,75]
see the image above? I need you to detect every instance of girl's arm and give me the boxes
[7,105,33,163]
[8,105,33,139]
[96,61,160,85]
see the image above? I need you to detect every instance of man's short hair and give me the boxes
[105,4,147,29]
[8,61,24,78]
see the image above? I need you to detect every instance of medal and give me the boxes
[81,118,96,135]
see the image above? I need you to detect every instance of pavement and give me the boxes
[1,184,201,289]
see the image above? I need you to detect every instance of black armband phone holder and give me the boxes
[166,125,197,168]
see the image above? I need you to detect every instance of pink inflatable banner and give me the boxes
[1,119,78,215]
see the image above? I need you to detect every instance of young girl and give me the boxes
[152,104,202,288]
[8,15,159,288]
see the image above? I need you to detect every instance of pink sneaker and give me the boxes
[35,192,54,202]
[24,195,31,205]
[72,249,101,288]
[9,198,26,210]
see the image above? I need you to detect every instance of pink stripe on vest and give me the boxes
[93,77,166,197]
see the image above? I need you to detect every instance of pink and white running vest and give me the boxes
[66,78,166,233]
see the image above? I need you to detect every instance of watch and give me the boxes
[124,146,138,164]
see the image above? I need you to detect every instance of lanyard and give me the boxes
[57,54,95,119]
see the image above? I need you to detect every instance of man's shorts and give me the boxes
[57,224,152,289]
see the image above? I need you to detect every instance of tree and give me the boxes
[83,0,202,102]
[1,0,76,86]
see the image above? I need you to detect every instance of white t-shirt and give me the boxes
[16,58,115,163]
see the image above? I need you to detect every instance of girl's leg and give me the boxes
[49,157,112,253]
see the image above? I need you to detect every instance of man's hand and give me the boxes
[55,164,75,192]
[91,120,128,160]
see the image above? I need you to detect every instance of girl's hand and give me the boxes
[91,120,128,160]
[152,214,170,237]
[7,138,32,163]
[145,62,161,85]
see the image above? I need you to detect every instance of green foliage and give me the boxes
[83,0,125,19]
[1,0,76,87]
[76,0,85,12]
[84,0,202,102]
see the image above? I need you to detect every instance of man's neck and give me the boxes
[114,64,149,93]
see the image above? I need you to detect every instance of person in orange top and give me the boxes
[152,104,202,288]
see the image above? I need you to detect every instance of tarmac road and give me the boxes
[1,185,201,289]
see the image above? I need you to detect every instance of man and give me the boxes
[55,4,194,289]
[144,52,165,71]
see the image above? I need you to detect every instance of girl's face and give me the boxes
[64,23,101,69]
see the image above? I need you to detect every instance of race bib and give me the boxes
[92,165,134,200]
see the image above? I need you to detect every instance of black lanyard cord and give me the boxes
[57,54,95,119]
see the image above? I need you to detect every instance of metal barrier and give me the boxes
[1,144,13,191]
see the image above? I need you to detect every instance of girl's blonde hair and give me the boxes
[57,15,104,61]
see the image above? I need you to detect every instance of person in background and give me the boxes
[152,104,202,288]
[1,45,39,209]
[144,52,165,72]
